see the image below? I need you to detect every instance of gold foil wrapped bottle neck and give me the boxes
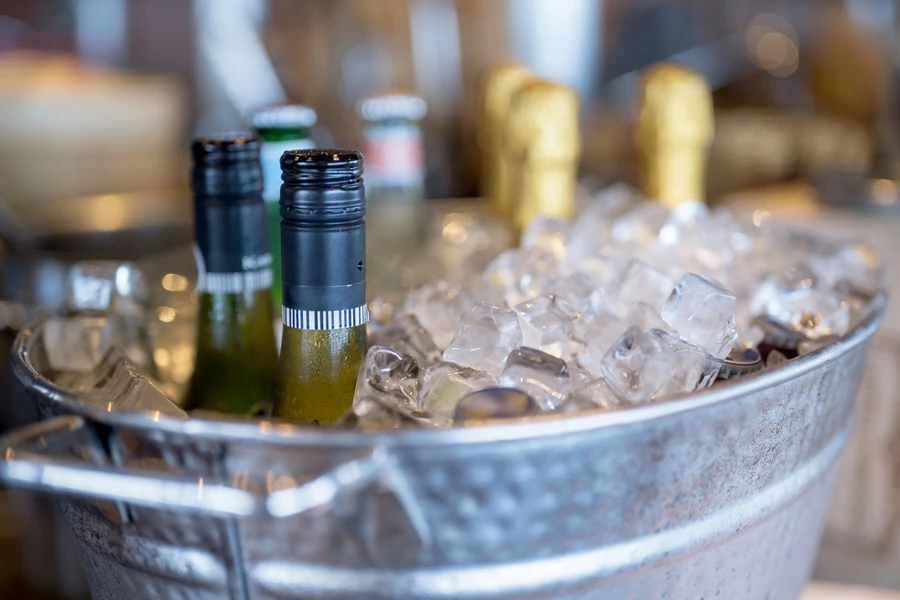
[635,62,714,208]
[477,64,532,218]
[506,80,581,232]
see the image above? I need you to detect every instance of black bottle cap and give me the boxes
[280,149,366,223]
[279,149,367,322]
[192,133,263,198]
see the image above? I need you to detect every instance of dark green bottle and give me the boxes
[185,134,279,415]
[274,149,368,424]
[251,104,317,310]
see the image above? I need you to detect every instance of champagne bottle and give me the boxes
[184,135,278,415]
[274,149,368,424]
[251,104,317,309]
[634,62,714,208]
[506,80,581,233]
[477,64,532,220]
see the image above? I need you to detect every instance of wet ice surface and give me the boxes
[346,184,883,429]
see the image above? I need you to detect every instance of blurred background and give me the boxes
[2,0,900,597]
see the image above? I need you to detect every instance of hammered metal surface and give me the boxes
[3,307,881,599]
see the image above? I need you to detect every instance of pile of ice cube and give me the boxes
[354,184,883,429]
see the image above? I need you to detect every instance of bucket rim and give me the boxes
[12,293,887,448]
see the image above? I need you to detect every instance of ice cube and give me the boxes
[521,216,570,261]
[661,273,738,359]
[354,346,420,411]
[335,396,431,431]
[401,281,471,349]
[566,376,625,411]
[651,329,720,397]
[514,295,580,359]
[68,260,148,312]
[600,326,675,404]
[454,388,537,422]
[77,351,187,418]
[112,375,188,419]
[808,243,883,297]
[576,303,669,378]
[426,211,514,282]
[545,273,603,316]
[442,302,522,376]
[766,349,789,367]
[498,347,571,411]
[484,247,557,307]
[657,200,709,246]
[577,310,627,377]
[756,285,851,340]
[628,302,672,333]
[585,183,641,219]
[43,315,113,374]
[371,314,443,366]
[419,363,497,425]
[611,260,676,317]
[68,263,115,311]
[611,202,670,247]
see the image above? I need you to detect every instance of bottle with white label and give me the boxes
[357,94,427,308]
[184,134,278,415]
[251,104,317,310]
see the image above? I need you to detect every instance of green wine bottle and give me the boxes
[184,135,278,415]
[251,104,317,310]
[274,149,369,424]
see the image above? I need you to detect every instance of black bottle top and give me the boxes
[191,134,271,286]
[280,149,368,327]
[192,133,263,198]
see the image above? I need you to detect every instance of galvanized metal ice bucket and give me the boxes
[0,299,887,600]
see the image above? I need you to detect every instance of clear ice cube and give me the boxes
[426,211,513,282]
[370,314,443,366]
[335,396,430,431]
[611,260,676,317]
[43,315,113,374]
[484,247,557,307]
[808,243,883,297]
[657,200,709,246]
[442,302,523,377]
[78,350,187,418]
[419,363,497,425]
[354,346,420,412]
[113,375,188,418]
[576,303,670,378]
[577,310,627,377]
[755,283,851,340]
[521,216,571,261]
[545,273,603,316]
[766,349,789,367]
[600,326,675,404]
[67,262,115,311]
[401,280,471,349]
[566,376,626,411]
[651,329,720,397]
[498,347,571,411]
[514,295,580,359]
[454,388,537,422]
[661,273,738,359]
[611,202,670,248]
